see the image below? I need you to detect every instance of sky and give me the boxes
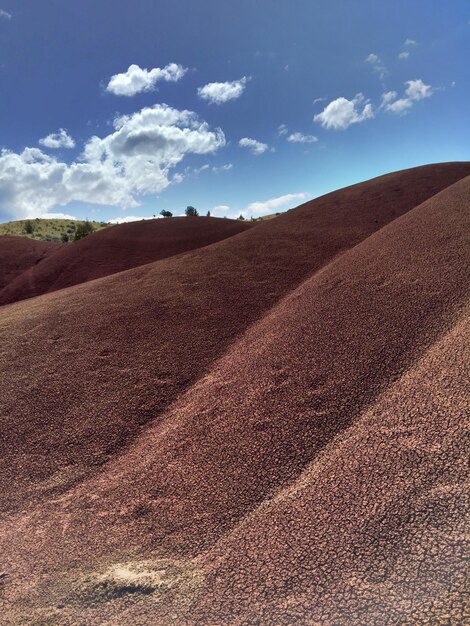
[0,0,469,223]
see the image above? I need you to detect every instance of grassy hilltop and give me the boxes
[0,218,110,242]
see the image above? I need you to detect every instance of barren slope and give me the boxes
[0,236,58,291]
[0,169,468,624]
[0,216,254,305]
[1,163,468,515]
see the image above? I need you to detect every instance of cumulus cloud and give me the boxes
[0,8,12,19]
[106,63,187,96]
[398,51,410,60]
[286,132,318,144]
[0,103,225,218]
[197,76,250,105]
[238,137,268,155]
[243,192,309,217]
[314,94,374,130]
[39,128,76,149]
[405,78,432,100]
[384,79,433,115]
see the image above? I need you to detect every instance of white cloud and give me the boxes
[365,53,387,81]
[278,124,288,136]
[197,76,250,105]
[106,63,187,96]
[405,78,432,100]
[365,53,380,64]
[243,192,309,217]
[398,51,410,60]
[211,205,231,216]
[238,137,268,155]
[39,128,76,149]
[108,215,157,224]
[0,103,225,219]
[380,91,397,106]
[212,163,233,173]
[313,97,326,105]
[386,98,413,114]
[286,132,318,144]
[193,164,210,175]
[404,39,418,46]
[0,8,12,19]
[384,79,433,115]
[314,94,374,130]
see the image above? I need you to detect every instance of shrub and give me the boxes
[24,220,34,234]
[74,220,95,241]
[61,233,69,243]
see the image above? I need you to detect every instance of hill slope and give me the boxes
[0,236,59,291]
[0,216,254,305]
[2,163,468,513]
[0,163,468,624]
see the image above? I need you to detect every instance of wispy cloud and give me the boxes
[106,63,187,96]
[243,192,309,217]
[404,38,418,46]
[365,53,387,81]
[238,137,269,155]
[286,132,318,144]
[278,124,288,136]
[198,76,250,105]
[212,192,310,220]
[109,215,157,224]
[314,94,374,130]
[0,9,12,19]
[212,163,233,173]
[398,51,410,60]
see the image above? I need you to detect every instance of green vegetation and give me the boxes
[73,219,95,241]
[185,206,199,217]
[160,210,173,218]
[0,218,110,242]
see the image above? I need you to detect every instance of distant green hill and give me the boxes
[0,218,110,242]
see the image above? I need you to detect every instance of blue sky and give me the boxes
[0,0,469,222]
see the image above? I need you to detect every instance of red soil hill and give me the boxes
[0,236,58,291]
[0,164,469,624]
[0,216,254,305]
[1,163,468,515]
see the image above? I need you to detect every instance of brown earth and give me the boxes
[0,162,469,624]
[0,236,59,291]
[0,216,254,305]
